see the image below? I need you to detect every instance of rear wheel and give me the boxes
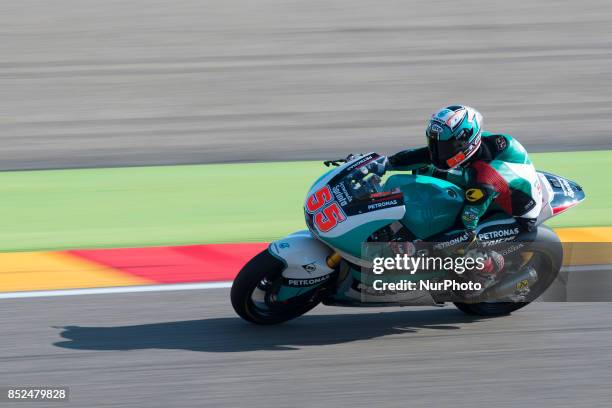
[453,300,527,316]
[454,226,562,316]
[231,250,323,324]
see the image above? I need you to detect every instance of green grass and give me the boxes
[0,151,610,252]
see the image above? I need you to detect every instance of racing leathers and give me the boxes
[388,132,542,232]
[388,132,542,277]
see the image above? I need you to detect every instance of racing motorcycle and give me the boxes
[231,153,585,324]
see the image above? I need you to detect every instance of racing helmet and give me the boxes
[425,105,483,170]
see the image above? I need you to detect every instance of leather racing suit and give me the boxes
[388,132,543,233]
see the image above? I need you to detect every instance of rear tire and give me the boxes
[231,250,322,325]
[454,225,562,317]
[453,300,527,316]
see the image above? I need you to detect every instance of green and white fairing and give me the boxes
[268,153,464,299]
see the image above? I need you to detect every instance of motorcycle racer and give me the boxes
[388,105,541,228]
[385,105,543,276]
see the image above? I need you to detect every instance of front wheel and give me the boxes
[231,250,323,324]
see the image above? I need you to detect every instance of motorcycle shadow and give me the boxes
[54,308,486,353]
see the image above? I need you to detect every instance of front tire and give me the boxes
[231,250,322,324]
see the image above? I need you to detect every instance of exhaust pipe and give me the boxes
[483,267,538,301]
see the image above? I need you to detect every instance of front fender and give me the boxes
[269,230,335,281]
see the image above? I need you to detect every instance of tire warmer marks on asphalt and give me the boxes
[0,228,611,294]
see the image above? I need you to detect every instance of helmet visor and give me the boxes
[427,136,464,170]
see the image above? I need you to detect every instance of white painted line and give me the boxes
[0,281,233,300]
[0,265,610,300]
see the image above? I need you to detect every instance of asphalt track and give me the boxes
[0,289,610,408]
[2,0,612,170]
[2,1,612,407]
